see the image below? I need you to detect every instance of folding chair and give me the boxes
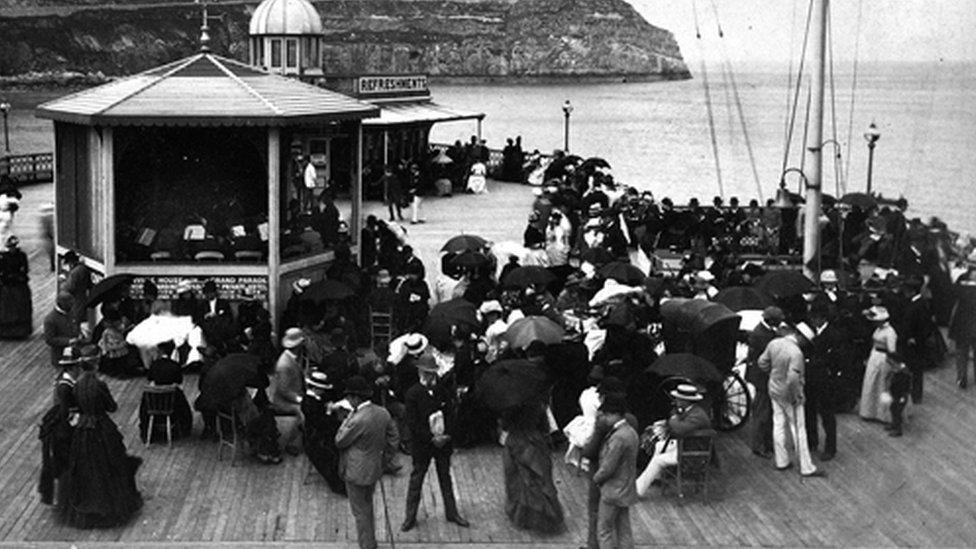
[216,406,241,464]
[661,429,716,503]
[143,384,179,448]
[368,307,394,350]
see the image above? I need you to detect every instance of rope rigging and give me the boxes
[691,0,724,199]
[781,0,815,178]
[707,0,764,200]
[843,0,864,188]
[826,5,844,196]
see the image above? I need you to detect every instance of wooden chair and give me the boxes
[143,384,179,448]
[368,307,394,350]
[661,429,716,503]
[216,406,241,465]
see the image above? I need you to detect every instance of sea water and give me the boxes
[430,61,976,234]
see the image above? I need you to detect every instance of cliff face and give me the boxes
[0,0,689,81]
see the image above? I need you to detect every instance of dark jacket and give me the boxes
[43,309,78,367]
[335,402,398,486]
[404,381,455,451]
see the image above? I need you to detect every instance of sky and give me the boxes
[631,0,976,66]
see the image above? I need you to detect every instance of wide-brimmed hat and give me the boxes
[695,270,715,283]
[292,278,311,294]
[175,279,194,294]
[281,327,306,349]
[415,355,439,374]
[306,370,333,391]
[403,333,428,355]
[820,269,838,284]
[343,375,373,398]
[478,300,503,316]
[670,383,704,402]
[863,305,890,322]
[795,322,816,344]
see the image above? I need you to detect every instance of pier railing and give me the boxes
[0,152,54,184]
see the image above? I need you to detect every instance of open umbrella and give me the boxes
[756,270,817,299]
[429,298,479,327]
[441,234,488,254]
[450,251,489,268]
[840,192,877,210]
[299,279,355,303]
[598,261,646,285]
[84,273,135,309]
[714,286,774,312]
[543,155,583,180]
[580,157,612,171]
[476,358,551,413]
[502,265,556,289]
[645,353,723,385]
[505,315,565,349]
[198,353,264,407]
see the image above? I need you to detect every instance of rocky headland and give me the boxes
[0,0,689,85]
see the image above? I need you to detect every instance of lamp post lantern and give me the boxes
[0,101,10,154]
[863,121,881,194]
[562,100,573,152]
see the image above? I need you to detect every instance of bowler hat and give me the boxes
[414,355,439,374]
[599,394,629,415]
[343,375,373,398]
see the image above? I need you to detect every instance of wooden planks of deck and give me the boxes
[2,181,976,547]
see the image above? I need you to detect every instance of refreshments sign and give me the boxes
[356,75,429,96]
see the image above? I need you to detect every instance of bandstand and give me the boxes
[36,50,379,329]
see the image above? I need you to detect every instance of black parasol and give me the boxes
[581,247,613,266]
[756,270,817,299]
[298,279,355,303]
[502,266,556,289]
[425,298,481,350]
[84,274,135,309]
[645,353,722,385]
[441,234,488,254]
[476,358,552,413]
[714,286,774,312]
[505,315,565,349]
[450,251,490,268]
[198,353,264,407]
[580,157,612,171]
[598,261,647,285]
[840,192,877,210]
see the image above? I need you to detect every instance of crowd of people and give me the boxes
[6,146,976,547]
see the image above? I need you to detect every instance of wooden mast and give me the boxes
[802,0,828,280]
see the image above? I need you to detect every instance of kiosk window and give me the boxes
[271,39,282,68]
[286,40,298,69]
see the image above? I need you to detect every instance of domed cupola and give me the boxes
[248,0,323,76]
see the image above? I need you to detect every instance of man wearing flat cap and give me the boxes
[400,355,469,531]
[335,375,399,549]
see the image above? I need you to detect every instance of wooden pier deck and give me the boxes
[1,181,976,547]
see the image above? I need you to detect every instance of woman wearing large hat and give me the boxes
[859,306,897,423]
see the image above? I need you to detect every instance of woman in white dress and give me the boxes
[466,162,488,194]
[859,306,897,423]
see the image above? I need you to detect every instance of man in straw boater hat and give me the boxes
[271,328,307,456]
[335,375,399,549]
[302,370,347,496]
[635,383,713,496]
[758,324,826,478]
[384,332,431,450]
[400,355,469,532]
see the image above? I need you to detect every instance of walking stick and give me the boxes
[378,475,396,549]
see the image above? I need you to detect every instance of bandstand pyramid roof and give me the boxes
[36,53,379,127]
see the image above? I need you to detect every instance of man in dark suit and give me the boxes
[950,269,976,389]
[746,306,784,458]
[400,356,469,531]
[896,277,936,403]
[593,394,640,549]
[802,312,845,461]
[335,376,399,549]
[43,293,82,368]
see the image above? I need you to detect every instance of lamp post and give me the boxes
[562,100,573,153]
[863,121,881,194]
[0,101,10,154]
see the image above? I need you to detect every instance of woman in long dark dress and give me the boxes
[0,235,32,339]
[38,348,82,505]
[59,352,143,528]
[500,400,566,535]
